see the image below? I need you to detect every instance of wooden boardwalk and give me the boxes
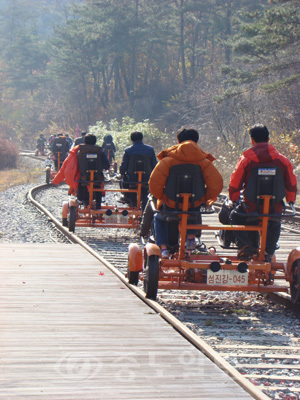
[0,243,255,399]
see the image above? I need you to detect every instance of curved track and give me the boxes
[28,182,300,400]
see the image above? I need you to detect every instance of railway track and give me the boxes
[28,181,300,400]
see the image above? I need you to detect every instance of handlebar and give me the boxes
[150,200,215,215]
[232,201,296,219]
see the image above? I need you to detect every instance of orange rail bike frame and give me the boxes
[66,170,145,229]
[145,193,292,294]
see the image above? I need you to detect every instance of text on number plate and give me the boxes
[207,269,248,285]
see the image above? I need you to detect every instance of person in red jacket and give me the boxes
[229,124,297,261]
[51,144,80,194]
[149,127,223,258]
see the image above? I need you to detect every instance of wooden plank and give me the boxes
[0,243,254,400]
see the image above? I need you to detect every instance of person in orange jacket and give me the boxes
[149,127,223,258]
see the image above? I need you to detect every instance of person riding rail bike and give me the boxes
[228,124,297,262]
[52,133,110,209]
[119,131,157,209]
[101,134,116,164]
[148,127,223,259]
[36,134,47,156]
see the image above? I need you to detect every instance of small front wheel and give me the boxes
[68,206,76,232]
[127,268,139,285]
[143,254,159,300]
[290,259,300,304]
[46,168,50,184]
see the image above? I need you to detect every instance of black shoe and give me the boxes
[119,196,133,205]
[264,253,273,263]
[119,196,128,204]
[237,246,257,261]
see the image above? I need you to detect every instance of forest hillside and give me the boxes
[0,0,299,183]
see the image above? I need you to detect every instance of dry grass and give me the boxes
[0,168,44,192]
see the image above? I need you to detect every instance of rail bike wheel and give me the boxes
[127,244,142,285]
[290,259,300,304]
[46,168,50,184]
[68,206,76,233]
[143,254,159,300]
[127,268,139,285]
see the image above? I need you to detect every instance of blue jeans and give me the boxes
[154,205,202,247]
[154,212,171,247]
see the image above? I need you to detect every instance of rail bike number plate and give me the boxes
[207,269,248,286]
[104,214,129,224]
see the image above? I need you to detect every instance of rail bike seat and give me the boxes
[165,163,205,209]
[51,136,68,158]
[126,153,152,185]
[77,144,104,183]
[155,164,211,249]
[218,166,287,249]
[150,163,215,218]
[239,165,286,219]
[120,154,153,208]
[51,136,69,170]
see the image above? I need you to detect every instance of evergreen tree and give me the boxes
[0,0,48,94]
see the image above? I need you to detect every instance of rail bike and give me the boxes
[104,160,118,180]
[60,150,150,232]
[127,164,300,306]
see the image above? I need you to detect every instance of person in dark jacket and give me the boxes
[119,131,157,208]
[65,134,73,149]
[50,133,70,170]
[36,134,46,156]
[73,131,87,147]
[229,124,297,261]
[77,134,110,208]
[53,134,109,209]
[102,134,116,164]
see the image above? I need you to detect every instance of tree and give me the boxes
[48,0,179,123]
[0,0,49,95]
[227,0,300,129]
